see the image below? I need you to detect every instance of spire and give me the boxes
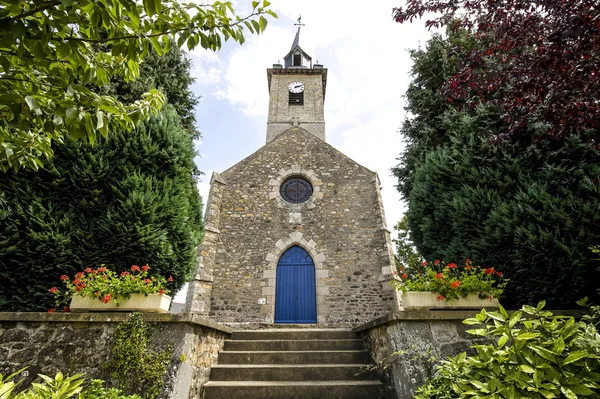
[284,15,310,68]
[291,27,300,50]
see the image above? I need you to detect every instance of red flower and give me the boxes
[101,294,111,304]
[73,278,81,285]
[448,263,457,269]
[465,265,473,270]
[60,275,69,281]
[84,267,93,273]
[168,275,174,282]
[466,259,471,264]
[496,271,503,277]
[97,267,108,273]
[143,278,151,284]
[401,273,408,279]
[131,265,141,272]
[159,289,165,295]
[451,281,461,288]
[49,287,59,293]
[121,271,130,277]
[75,272,85,278]
[421,261,428,266]
[484,268,494,275]
[435,273,444,279]
[142,265,150,272]
[436,295,445,301]
[75,286,82,292]
[393,270,398,275]
[48,308,56,313]
[63,307,71,313]
[434,260,440,265]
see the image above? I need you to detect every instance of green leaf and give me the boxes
[498,334,509,349]
[150,36,163,56]
[259,15,268,31]
[515,332,540,341]
[143,0,156,17]
[519,364,535,373]
[252,1,259,9]
[563,351,599,365]
[96,111,104,129]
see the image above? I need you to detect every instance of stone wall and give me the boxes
[0,312,231,399]
[204,127,399,327]
[266,68,326,143]
[355,310,491,399]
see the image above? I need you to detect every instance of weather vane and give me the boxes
[294,15,305,27]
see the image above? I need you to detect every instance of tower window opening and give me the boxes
[293,53,302,66]
[289,91,304,106]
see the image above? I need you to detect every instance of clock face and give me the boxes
[288,82,305,93]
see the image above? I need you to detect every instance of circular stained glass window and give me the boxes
[280,177,313,204]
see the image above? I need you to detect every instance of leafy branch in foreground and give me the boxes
[0,0,276,170]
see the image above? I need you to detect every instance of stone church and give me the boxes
[186,28,400,327]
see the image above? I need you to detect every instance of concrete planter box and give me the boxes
[70,293,171,313]
[401,291,499,310]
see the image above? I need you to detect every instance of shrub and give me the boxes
[416,302,600,398]
[0,370,140,399]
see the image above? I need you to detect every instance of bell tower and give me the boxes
[266,25,327,143]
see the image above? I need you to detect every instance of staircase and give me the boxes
[203,329,384,399]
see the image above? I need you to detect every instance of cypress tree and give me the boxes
[0,47,202,311]
[395,29,600,308]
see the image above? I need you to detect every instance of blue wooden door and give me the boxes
[274,246,317,324]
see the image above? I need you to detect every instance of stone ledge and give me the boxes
[353,309,585,332]
[0,312,233,334]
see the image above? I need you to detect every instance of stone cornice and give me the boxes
[0,312,233,334]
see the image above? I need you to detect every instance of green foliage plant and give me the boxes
[394,259,507,302]
[0,369,140,399]
[106,313,172,399]
[0,0,277,170]
[49,265,172,311]
[416,302,600,399]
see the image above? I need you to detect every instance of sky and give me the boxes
[174,0,434,302]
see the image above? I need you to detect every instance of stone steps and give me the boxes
[223,339,363,351]
[209,364,377,381]
[203,381,383,399]
[203,329,384,399]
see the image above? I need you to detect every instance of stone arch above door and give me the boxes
[261,231,328,324]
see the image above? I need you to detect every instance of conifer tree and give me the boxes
[395,29,600,308]
[0,46,203,311]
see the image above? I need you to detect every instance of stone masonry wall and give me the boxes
[355,310,491,399]
[207,127,398,327]
[0,313,231,399]
[266,69,326,143]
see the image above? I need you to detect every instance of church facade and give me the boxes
[186,28,400,327]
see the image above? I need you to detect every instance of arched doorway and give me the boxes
[274,246,317,324]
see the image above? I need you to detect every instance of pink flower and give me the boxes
[49,287,59,293]
[131,265,141,272]
[121,271,130,277]
[142,265,150,272]
[60,275,69,281]
[421,261,428,266]
[168,276,174,282]
[84,268,93,273]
